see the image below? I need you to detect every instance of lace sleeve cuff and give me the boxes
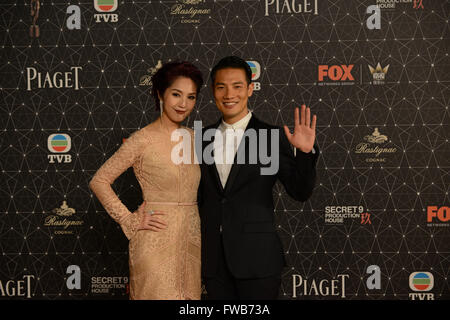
[119,211,143,240]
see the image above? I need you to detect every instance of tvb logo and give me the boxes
[246,61,261,91]
[94,0,119,23]
[47,134,72,164]
[409,272,434,300]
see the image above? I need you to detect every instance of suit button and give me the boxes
[221,198,227,204]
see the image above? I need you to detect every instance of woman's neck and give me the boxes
[158,113,181,134]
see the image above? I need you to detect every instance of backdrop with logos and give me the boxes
[0,0,449,300]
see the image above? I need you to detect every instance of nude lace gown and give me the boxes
[89,123,201,300]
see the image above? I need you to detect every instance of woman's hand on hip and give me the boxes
[136,201,168,231]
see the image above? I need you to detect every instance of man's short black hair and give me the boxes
[210,56,252,85]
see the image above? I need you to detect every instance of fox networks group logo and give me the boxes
[48,134,72,163]
[247,61,261,91]
[94,0,118,23]
[409,272,434,300]
[317,65,355,86]
[427,206,449,227]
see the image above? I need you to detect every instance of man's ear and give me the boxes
[247,82,254,97]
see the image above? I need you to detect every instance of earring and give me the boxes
[159,100,163,117]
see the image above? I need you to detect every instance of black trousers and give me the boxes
[204,235,281,300]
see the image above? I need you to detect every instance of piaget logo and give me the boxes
[0,275,35,298]
[292,274,349,298]
[170,0,211,24]
[355,128,397,163]
[44,201,84,235]
[264,0,319,16]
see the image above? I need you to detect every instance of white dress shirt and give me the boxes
[213,110,315,187]
[214,111,252,188]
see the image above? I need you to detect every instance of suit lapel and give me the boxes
[205,119,224,194]
[223,115,259,194]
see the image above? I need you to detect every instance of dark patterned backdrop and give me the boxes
[1,0,449,300]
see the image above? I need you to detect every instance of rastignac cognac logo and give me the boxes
[354,128,398,163]
[170,0,211,24]
[139,60,163,88]
[44,201,84,235]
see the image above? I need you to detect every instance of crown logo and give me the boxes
[368,63,389,81]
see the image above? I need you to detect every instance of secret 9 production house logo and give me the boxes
[91,276,129,295]
[324,206,371,225]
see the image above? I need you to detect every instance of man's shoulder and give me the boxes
[251,114,281,130]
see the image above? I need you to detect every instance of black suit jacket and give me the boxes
[197,114,319,279]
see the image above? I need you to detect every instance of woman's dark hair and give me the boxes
[151,61,204,108]
[210,56,252,85]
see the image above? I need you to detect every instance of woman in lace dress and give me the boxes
[89,61,203,300]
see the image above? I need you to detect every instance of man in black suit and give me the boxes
[197,56,319,300]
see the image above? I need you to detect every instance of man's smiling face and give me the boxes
[213,68,254,124]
